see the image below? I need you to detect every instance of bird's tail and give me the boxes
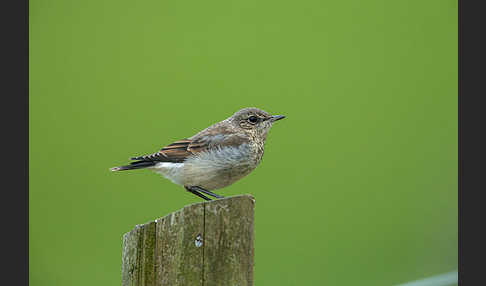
[110,161,156,172]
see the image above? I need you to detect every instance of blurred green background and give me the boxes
[30,0,457,285]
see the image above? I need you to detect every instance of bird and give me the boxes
[110,107,285,201]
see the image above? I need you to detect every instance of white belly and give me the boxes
[150,162,185,186]
[149,144,256,190]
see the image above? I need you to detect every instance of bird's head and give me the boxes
[229,107,285,140]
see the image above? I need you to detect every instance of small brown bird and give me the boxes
[110,107,285,200]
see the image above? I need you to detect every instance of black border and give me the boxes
[1,0,29,284]
[459,0,485,285]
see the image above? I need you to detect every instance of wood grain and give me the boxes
[155,202,205,286]
[121,195,255,286]
[203,194,255,286]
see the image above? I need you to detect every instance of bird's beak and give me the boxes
[270,115,286,122]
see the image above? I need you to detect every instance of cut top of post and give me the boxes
[121,194,255,286]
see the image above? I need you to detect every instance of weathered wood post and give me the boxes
[121,194,255,286]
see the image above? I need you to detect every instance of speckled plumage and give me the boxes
[111,107,285,200]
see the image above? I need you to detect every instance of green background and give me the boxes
[30,0,457,285]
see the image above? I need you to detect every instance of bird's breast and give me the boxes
[181,143,260,190]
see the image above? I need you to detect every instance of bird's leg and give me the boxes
[185,186,212,201]
[191,186,225,199]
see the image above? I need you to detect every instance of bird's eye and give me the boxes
[248,116,259,124]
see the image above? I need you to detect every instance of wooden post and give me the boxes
[121,194,255,286]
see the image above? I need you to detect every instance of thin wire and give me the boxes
[394,271,458,286]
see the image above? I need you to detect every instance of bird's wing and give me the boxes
[130,131,248,163]
[130,139,197,163]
